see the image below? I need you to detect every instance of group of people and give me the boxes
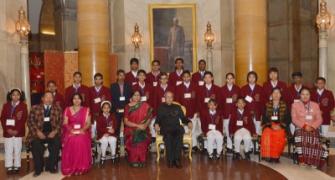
[1,57,334,176]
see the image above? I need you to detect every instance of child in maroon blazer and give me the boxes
[229,97,256,160]
[200,99,224,159]
[0,88,28,174]
[311,77,335,137]
[96,101,117,165]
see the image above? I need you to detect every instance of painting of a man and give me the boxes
[168,17,185,63]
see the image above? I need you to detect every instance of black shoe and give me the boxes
[245,151,251,160]
[49,169,58,174]
[192,147,199,152]
[208,153,214,160]
[6,167,13,175]
[226,148,233,154]
[233,152,241,160]
[174,160,182,169]
[273,158,280,163]
[100,158,105,167]
[33,172,41,177]
[167,161,173,168]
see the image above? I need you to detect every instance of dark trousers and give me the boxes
[31,137,60,173]
[115,112,124,135]
[163,131,183,162]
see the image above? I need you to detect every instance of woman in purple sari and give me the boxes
[61,93,91,176]
[124,91,152,167]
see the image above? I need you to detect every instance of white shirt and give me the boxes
[183,82,190,88]
[248,83,255,91]
[227,84,233,91]
[11,101,19,107]
[294,84,302,92]
[131,70,138,78]
[271,80,278,88]
[44,104,51,110]
[317,89,324,96]
[209,110,216,115]
[139,82,145,89]
[205,84,212,90]
[176,70,183,76]
[238,109,244,115]
[95,86,102,92]
[103,113,110,118]
[161,84,168,91]
[73,83,81,89]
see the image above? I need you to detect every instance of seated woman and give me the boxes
[124,90,152,167]
[261,88,288,163]
[61,93,91,176]
[96,101,117,166]
[291,88,327,168]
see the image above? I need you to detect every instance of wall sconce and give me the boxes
[316,0,333,31]
[15,6,31,108]
[131,23,142,49]
[15,6,31,39]
[204,22,214,49]
[316,0,333,78]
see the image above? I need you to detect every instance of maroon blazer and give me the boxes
[64,84,90,107]
[96,113,117,140]
[220,84,240,119]
[168,71,183,87]
[229,108,255,134]
[311,89,335,125]
[240,84,265,121]
[0,101,28,138]
[191,71,205,87]
[196,84,221,113]
[262,80,287,103]
[125,71,138,86]
[53,92,65,110]
[88,86,112,120]
[146,72,161,87]
[132,83,154,107]
[286,84,308,110]
[175,83,197,118]
[152,84,175,116]
[200,109,223,134]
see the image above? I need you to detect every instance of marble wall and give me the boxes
[268,0,318,84]
[0,0,27,142]
[324,0,335,92]
[111,0,234,85]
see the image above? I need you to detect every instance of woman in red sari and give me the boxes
[61,93,91,176]
[261,88,288,163]
[124,90,152,167]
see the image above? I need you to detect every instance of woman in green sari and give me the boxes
[124,91,152,167]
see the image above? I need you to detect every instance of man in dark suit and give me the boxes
[27,91,63,177]
[110,69,133,134]
[155,91,192,168]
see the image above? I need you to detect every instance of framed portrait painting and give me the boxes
[149,3,197,72]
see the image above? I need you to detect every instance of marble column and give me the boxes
[319,30,328,78]
[20,40,31,109]
[234,0,268,85]
[77,0,110,86]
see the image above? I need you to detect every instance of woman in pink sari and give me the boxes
[61,93,91,176]
[124,90,152,167]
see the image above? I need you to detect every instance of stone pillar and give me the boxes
[319,30,328,78]
[77,0,110,85]
[20,40,31,109]
[234,0,268,85]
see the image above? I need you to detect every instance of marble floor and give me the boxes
[1,152,334,180]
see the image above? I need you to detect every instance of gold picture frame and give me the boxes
[148,3,197,72]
